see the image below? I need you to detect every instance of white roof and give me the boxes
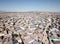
[28,39,34,43]
[0,33,5,36]
[18,39,22,43]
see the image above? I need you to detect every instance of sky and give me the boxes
[0,0,60,12]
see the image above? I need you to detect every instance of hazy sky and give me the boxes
[0,0,60,12]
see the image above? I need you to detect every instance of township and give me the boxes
[0,12,60,44]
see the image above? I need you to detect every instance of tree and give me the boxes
[19,33,24,44]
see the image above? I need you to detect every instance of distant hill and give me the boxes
[0,10,5,12]
[0,11,60,18]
